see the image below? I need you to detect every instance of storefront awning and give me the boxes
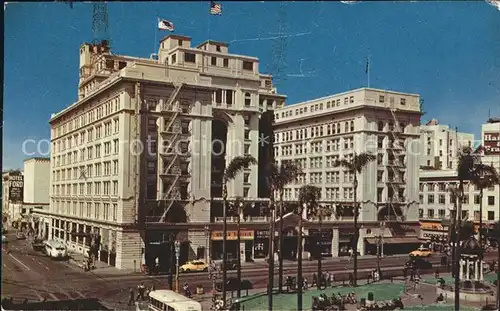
[365,237,421,245]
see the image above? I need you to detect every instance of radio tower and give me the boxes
[271,1,288,86]
[92,2,110,47]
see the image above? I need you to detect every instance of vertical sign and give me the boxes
[9,174,24,203]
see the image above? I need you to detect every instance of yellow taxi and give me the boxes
[409,247,433,257]
[179,260,208,273]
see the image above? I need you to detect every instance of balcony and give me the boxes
[213,216,269,223]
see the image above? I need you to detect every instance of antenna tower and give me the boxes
[92,2,110,46]
[271,2,288,86]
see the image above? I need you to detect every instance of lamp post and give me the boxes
[174,240,181,293]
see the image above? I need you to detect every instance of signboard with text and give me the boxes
[8,174,24,202]
[483,132,500,155]
[211,230,254,241]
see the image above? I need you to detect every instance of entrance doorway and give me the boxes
[282,227,298,260]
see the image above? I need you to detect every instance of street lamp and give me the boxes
[174,240,181,293]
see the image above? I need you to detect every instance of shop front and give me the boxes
[253,230,269,260]
[419,221,449,241]
[211,230,254,261]
[305,229,333,258]
[338,229,355,257]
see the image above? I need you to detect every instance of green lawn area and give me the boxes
[239,283,404,311]
[405,304,479,311]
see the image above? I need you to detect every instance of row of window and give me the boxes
[420,193,496,206]
[419,209,496,221]
[53,158,119,182]
[52,180,119,196]
[171,50,254,72]
[52,200,118,222]
[276,121,356,143]
[275,94,407,120]
[53,139,119,167]
[54,119,119,155]
[419,182,496,193]
[54,96,121,138]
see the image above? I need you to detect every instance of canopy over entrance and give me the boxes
[275,212,309,228]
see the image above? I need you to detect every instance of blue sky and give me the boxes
[3,1,500,169]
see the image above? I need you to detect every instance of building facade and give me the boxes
[273,88,424,256]
[38,35,285,269]
[419,119,474,170]
[2,171,24,222]
[22,158,51,235]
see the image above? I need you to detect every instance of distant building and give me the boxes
[273,88,423,256]
[22,157,50,236]
[2,170,24,221]
[419,119,474,170]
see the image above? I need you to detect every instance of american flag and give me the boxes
[210,1,222,15]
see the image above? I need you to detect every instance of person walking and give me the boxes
[127,288,135,306]
[137,282,146,301]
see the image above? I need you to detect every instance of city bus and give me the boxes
[146,290,202,311]
[44,240,68,259]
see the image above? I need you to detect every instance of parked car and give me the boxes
[16,231,26,240]
[179,260,208,273]
[31,238,45,251]
[215,277,253,292]
[409,247,432,257]
[2,235,7,243]
[405,257,433,270]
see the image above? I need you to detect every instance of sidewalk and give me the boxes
[67,251,139,276]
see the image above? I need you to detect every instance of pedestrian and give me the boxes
[137,282,146,301]
[127,288,135,306]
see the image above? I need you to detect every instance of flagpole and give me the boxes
[154,18,158,57]
[367,57,371,88]
[207,2,211,40]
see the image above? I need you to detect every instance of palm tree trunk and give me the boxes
[222,190,228,307]
[353,175,359,287]
[317,214,322,289]
[278,192,285,294]
[297,205,304,311]
[236,203,241,299]
[496,241,499,310]
[267,200,275,310]
[479,189,483,247]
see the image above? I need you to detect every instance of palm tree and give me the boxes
[266,161,302,294]
[448,185,460,277]
[470,163,499,246]
[453,146,480,311]
[221,155,257,306]
[488,221,500,309]
[308,204,332,289]
[333,152,376,286]
[297,185,321,311]
[231,197,244,299]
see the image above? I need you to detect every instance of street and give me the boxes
[2,231,498,310]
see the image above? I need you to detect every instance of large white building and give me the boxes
[419,119,474,170]
[23,158,51,233]
[273,88,424,256]
[37,35,285,270]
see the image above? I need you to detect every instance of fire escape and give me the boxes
[157,82,189,223]
[386,106,406,222]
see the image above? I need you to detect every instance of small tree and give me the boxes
[470,164,499,246]
[297,185,321,311]
[266,161,302,294]
[333,152,376,286]
[308,204,333,289]
[221,155,257,306]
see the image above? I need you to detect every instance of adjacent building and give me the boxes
[22,158,51,235]
[273,88,424,256]
[38,35,285,269]
[419,119,474,170]
[2,170,24,222]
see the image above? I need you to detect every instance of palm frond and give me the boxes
[447,185,460,204]
[354,153,377,173]
[471,163,500,189]
[457,146,480,181]
[224,155,257,181]
[298,184,321,207]
[333,159,354,171]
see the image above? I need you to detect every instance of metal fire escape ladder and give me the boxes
[158,82,184,223]
[387,107,405,221]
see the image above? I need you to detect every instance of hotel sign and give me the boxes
[483,132,500,155]
[8,174,24,202]
[211,230,254,241]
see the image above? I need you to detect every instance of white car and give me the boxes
[2,235,7,243]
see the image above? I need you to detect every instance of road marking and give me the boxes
[75,290,86,298]
[9,253,31,271]
[49,293,59,300]
[31,257,50,271]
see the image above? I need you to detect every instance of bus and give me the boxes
[44,240,68,259]
[146,290,202,311]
